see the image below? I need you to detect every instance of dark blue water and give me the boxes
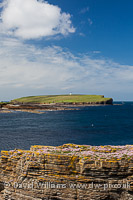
[0,102,133,151]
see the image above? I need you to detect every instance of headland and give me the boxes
[0,94,113,113]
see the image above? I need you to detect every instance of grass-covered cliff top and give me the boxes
[0,102,9,105]
[1,144,133,162]
[11,94,112,104]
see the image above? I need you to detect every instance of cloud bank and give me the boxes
[0,36,133,100]
[0,0,75,39]
[0,0,133,101]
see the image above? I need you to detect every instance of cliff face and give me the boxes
[2,98,113,111]
[0,144,133,200]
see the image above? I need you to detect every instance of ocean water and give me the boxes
[0,102,133,151]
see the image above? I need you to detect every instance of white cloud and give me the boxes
[93,51,101,54]
[0,0,75,39]
[88,18,93,25]
[0,1,132,101]
[79,33,85,37]
[0,36,133,100]
[80,7,89,14]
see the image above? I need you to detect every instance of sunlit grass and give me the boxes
[12,94,112,104]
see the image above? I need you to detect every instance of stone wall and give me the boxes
[0,144,133,200]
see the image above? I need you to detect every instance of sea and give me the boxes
[0,102,133,151]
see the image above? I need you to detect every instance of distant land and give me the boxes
[11,94,113,105]
[0,95,113,113]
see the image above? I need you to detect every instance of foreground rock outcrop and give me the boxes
[0,144,133,200]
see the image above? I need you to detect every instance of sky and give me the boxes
[0,0,133,101]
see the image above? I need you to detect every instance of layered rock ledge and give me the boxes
[0,144,133,200]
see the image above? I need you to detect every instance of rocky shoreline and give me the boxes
[0,99,113,114]
[0,107,78,114]
[0,143,133,200]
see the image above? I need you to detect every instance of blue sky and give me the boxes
[0,0,133,101]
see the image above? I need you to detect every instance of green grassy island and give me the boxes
[11,94,113,105]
